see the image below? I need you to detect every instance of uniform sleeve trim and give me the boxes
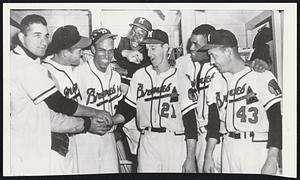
[33,85,57,104]
[125,97,136,108]
[264,96,282,110]
[181,102,197,115]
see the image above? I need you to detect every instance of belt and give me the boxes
[142,127,185,136]
[227,131,268,142]
[228,132,253,139]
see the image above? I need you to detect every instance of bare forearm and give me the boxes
[204,138,218,158]
[186,139,197,160]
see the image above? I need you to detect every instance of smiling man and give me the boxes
[112,29,198,173]
[73,28,123,173]
[202,29,282,175]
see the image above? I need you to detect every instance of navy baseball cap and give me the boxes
[129,17,152,32]
[141,29,169,44]
[48,25,91,54]
[91,28,117,45]
[199,29,238,50]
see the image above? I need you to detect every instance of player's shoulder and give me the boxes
[251,69,276,80]
[134,65,149,76]
[175,53,191,62]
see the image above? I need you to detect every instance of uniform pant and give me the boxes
[222,134,269,174]
[137,130,186,172]
[73,132,119,174]
[196,131,222,173]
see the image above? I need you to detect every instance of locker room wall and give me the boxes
[11,9,91,41]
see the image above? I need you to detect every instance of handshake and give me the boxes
[86,110,114,136]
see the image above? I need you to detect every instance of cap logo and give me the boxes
[138,18,145,24]
[207,34,211,42]
[99,28,108,34]
[148,31,153,38]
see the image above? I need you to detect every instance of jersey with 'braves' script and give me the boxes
[207,66,282,133]
[75,59,122,118]
[42,56,82,102]
[125,65,197,132]
[176,54,219,127]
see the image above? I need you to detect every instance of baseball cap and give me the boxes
[48,25,91,54]
[199,29,238,50]
[129,17,152,32]
[141,29,169,44]
[91,28,117,45]
[192,24,216,36]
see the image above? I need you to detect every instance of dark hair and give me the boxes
[192,24,216,37]
[250,44,272,66]
[20,14,47,34]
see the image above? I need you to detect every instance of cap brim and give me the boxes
[141,39,164,44]
[72,36,92,49]
[95,34,118,44]
[199,44,224,50]
[129,23,149,31]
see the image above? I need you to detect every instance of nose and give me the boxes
[190,44,195,52]
[40,37,48,47]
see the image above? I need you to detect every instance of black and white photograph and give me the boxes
[3,2,297,179]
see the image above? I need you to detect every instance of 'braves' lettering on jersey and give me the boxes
[176,54,219,127]
[125,65,197,132]
[75,59,122,117]
[207,67,282,133]
[42,57,82,102]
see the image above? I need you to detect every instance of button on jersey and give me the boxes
[207,67,282,133]
[125,66,197,132]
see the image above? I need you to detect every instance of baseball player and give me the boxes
[202,29,282,174]
[73,28,122,173]
[112,29,198,172]
[42,25,110,174]
[10,14,112,175]
[176,24,221,173]
[111,17,153,161]
[176,24,272,173]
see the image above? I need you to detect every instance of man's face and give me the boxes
[190,34,207,52]
[21,23,49,57]
[146,44,164,68]
[93,38,114,72]
[66,48,82,67]
[129,26,147,49]
[208,47,231,73]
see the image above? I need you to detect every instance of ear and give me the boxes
[162,43,169,51]
[62,49,70,58]
[18,32,25,45]
[91,45,95,54]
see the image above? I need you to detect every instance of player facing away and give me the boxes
[202,29,282,174]
[73,28,122,174]
[112,29,198,173]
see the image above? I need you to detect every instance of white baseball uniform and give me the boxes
[73,58,122,174]
[207,66,282,173]
[10,46,57,175]
[125,65,197,172]
[176,54,221,173]
[42,56,83,174]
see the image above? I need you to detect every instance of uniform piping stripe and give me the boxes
[145,67,154,127]
[221,74,230,133]
[232,69,252,132]
[181,102,197,115]
[158,68,177,128]
[87,61,105,110]
[263,96,282,109]
[125,97,136,108]
[201,65,215,120]
[41,61,75,85]
[33,85,56,102]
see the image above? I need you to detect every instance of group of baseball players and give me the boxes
[10,13,282,176]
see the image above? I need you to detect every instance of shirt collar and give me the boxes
[18,43,39,60]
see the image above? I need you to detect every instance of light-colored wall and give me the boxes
[11,10,91,40]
